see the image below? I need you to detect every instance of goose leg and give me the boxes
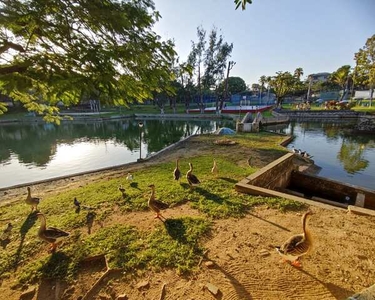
[291,259,302,267]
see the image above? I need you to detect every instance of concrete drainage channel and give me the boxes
[235,152,375,215]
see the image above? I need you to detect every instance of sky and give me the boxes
[153,0,375,86]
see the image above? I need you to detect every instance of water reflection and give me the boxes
[265,121,375,190]
[0,118,233,188]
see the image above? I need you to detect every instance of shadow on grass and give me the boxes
[218,177,237,184]
[130,182,140,190]
[179,182,191,190]
[14,212,38,270]
[194,187,224,204]
[164,219,188,243]
[39,251,72,280]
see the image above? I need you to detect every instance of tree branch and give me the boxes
[0,41,26,55]
[0,62,31,75]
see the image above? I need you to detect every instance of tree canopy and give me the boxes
[0,0,176,122]
[234,0,253,10]
[354,34,375,103]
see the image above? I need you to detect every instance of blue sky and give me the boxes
[153,0,375,86]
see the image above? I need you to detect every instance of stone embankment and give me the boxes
[273,109,363,122]
[355,116,375,132]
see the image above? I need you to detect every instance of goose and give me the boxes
[211,159,218,175]
[118,184,126,196]
[148,184,169,220]
[74,197,80,208]
[1,223,13,240]
[186,163,200,189]
[36,213,70,252]
[276,211,313,267]
[25,187,40,212]
[173,159,181,181]
[291,146,299,154]
[303,152,313,159]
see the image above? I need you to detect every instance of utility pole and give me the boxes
[307,75,312,102]
[220,61,236,111]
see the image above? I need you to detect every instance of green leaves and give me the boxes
[0,0,176,122]
[234,0,253,10]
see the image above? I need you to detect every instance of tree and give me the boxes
[202,27,233,112]
[189,26,206,113]
[269,71,296,106]
[219,76,246,95]
[234,0,253,10]
[258,75,266,102]
[0,0,176,122]
[329,65,351,101]
[354,34,375,106]
[294,68,304,81]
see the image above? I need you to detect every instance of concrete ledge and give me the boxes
[348,206,375,217]
[235,181,345,210]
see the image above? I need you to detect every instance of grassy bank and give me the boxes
[0,133,305,285]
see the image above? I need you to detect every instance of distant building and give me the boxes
[309,72,331,83]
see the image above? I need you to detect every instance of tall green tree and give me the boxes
[258,75,266,102]
[0,0,176,122]
[203,28,233,111]
[294,68,304,81]
[189,26,206,113]
[329,65,351,101]
[269,71,296,106]
[219,76,246,95]
[354,34,375,106]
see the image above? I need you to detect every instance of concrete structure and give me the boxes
[309,72,330,83]
[235,153,375,214]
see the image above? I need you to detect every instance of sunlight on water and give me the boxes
[0,118,232,189]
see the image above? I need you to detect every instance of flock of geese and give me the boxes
[292,146,313,159]
[2,158,313,267]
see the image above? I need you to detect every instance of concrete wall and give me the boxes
[244,153,295,189]
[274,110,362,121]
[291,171,375,210]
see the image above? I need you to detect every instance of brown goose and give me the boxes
[37,213,70,252]
[276,211,313,267]
[173,158,181,181]
[211,159,218,175]
[26,187,40,212]
[148,184,169,220]
[118,184,126,197]
[186,163,200,188]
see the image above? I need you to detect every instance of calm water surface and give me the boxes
[0,118,233,189]
[266,121,375,190]
[1,119,374,190]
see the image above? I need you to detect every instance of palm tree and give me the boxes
[259,75,267,103]
[294,68,304,81]
[330,65,351,101]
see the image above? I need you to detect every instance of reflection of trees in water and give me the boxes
[0,119,232,166]
[337,139,369,174]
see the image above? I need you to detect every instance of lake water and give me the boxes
[1,119,374,190]
[0,118,233,189]
[266,121,375,190]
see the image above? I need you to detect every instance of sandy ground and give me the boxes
[1,135,374,300]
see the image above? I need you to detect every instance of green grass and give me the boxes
[351,105,375,113]
[0,133,306,284]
